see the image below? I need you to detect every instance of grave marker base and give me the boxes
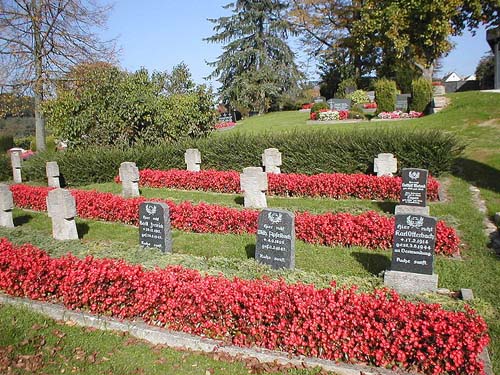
[0,212,14,228]
[52,218,79,240]
[394,205,430,215]
[384,270,438,295]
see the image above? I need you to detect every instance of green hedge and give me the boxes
[411,77,433,113]
[374,79,397,112]
[0,135,14,152]
[0,154,10,182]
[23,129,464,185]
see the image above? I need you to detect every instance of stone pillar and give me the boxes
[10,149,22,183]
[119,162,140,197]
[262,148,282,174]
[240,167,268,208]
[184,149,201,172]
[0,184,14,228]
[373,153,397,177]
[46,161,61,188]
[46,188,79,240]
[487,27,500,89]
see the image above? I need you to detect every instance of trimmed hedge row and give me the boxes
[0,238,489,374]
[21,129,464,185]
[10,184,460,255]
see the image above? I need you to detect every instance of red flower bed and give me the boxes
[123,169,440,201]
[0,238,489,374]
[10,185,459,255]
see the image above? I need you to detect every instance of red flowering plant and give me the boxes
[10,185,460,255]
[115,169,440,201]
[363,102,378,109]
[0,238,489,374]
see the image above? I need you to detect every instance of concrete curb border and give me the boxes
[0,293,417,375]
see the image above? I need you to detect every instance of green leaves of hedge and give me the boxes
[22,128,464,185]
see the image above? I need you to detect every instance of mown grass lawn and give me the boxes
[0,91,499,374]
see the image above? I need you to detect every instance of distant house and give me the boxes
[442,72,479,93]
[443,72,462,82]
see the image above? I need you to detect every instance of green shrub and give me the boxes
[0,135,14,152]
[374,79,397,112]
[349,90,369,104]
[336,78,357,98]
[0,154,10,182]
[411,77,433,112]
[310,102,329,113]
[23,129,464,185]
[348,109,365,120]
[14,136,34,150]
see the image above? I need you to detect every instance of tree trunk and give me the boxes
[414,61,434,81]
[32,0,46,152]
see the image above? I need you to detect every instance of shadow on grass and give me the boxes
[76,222,90,239]
[351,251,391,275]
[234,196,244,206]
[453,157,500,194]
[245,243,255,259]
[13,214,33,226]
[375,201,397,214]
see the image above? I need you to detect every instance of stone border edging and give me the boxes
[0,293,416,375]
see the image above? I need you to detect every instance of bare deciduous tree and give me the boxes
[0,0,117,150]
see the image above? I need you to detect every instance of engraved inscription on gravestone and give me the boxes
[390,214,436,275]
[255,209,295,270]
[400,168,428,207]
[139,202,172,253]
[327,98,351,111]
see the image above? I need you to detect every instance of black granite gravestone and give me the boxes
[390,214,436,275]
[139,202,172,253]
[255,209,295,269]
[400,168,428,207]
[327,98,352,111]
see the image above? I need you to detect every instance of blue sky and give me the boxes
[102,1,493,86]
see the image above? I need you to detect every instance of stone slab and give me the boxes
[184,148,201,172]
[262,148,282,174]
[240,167,267,208]
[384,270,438,294]
[460,288,474,301]
[394,205,430,216]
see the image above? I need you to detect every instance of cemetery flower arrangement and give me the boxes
[0,238,489,375]
[377,111,423,119]
[9,185,459,255]
[301,103,313,110]
[115,168,440,201]
[310,109,349,121]
[215,121,236,130]
[363,102,377,109]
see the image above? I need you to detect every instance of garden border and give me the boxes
[0,293,420,375]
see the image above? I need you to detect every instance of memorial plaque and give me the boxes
[139,202,172,253]
[327,98,351,111]
[390,214,436,275]
[218,112,233,123]
[255,209,295,270]
[313,96,326,103]
[395,94,411,111]
[400,168,428,207]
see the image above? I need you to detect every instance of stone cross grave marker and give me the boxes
[396,168,429,215]
[119,162,140,197]
[255,209,295,270]
[261,148,282,174]
[46,188,79,240]
[139,202,172,253]
[240,167,268,208]
[395,94,411,112]
[10,149,22,183]
[384,213,438,294]
[327,98,351,111]
[46,161,61,188]
[374,153,397,177]
[0,184,14,228]
[185,148,201,172]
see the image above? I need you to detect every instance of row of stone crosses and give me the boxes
[3,148,437,295]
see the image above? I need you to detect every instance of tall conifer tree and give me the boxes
[206,0,303,114]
